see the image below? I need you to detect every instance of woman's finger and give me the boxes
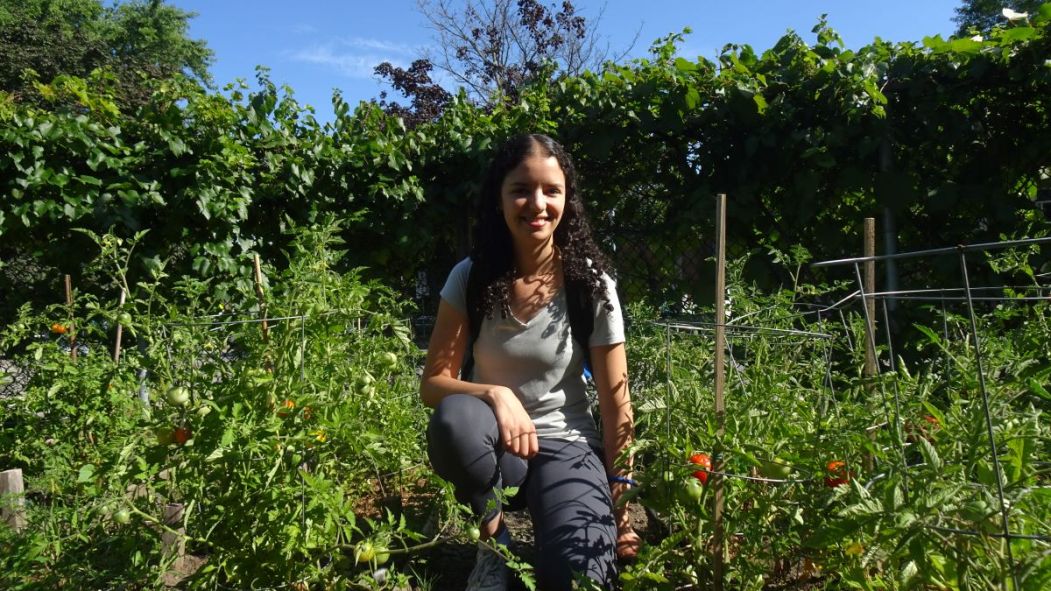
[514,431,529,458]
[527,431,539,458]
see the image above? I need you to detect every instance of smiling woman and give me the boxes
[420,133,638,590]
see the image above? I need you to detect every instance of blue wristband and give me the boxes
[608,475,638,487]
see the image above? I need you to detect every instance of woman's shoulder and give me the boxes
[439,257,474,312]
[450,256,473,277]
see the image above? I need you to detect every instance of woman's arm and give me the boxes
[591,342,640,559]
[420,299,539,459]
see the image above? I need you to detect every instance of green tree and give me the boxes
[953,0,1046,34]
[0,0,212,104]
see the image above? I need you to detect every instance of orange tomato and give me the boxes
[824,460,852,488]
[50,322,68,335]
[277,399,295,417]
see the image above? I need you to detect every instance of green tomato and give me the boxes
[374,547,390,565]
[355,373,376,396]
[166,386,190,406]
[378,351,399,370]
[759,458,792,480]
[355,541,376,563]
[117,312,133,326]
[683,478,704,503]
[154,426,175,446]
[468,526,481,541]
[114,509,131,525]
[195,405,212,417]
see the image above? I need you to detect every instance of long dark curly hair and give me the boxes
[469,133,614,321]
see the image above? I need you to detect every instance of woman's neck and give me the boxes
[514,242,558,278]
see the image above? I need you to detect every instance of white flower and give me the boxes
[971,34,984,42]
[1002,8,1029,21]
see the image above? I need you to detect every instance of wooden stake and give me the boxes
[252,254,270,343]
[113,289,127,364]
[863,218,876,382]
[0,468,26,532]
[713,193,728,591]
[161,503,185,558]
[863,218,877,473]
[64,274,76,360]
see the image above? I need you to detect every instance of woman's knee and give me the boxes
[428,394,495,440]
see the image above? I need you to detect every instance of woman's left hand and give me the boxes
[616,524,641,562]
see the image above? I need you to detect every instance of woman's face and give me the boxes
[499,151,566,254]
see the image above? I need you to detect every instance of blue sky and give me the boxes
[170,1,963,121]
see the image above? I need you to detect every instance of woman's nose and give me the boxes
[527,189,546,211]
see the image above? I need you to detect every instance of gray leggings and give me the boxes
[428,394,617,590]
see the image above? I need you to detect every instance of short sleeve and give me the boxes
[589,273,625,347]
[439,257,473,314]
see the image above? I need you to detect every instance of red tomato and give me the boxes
[689,452,712,485]
[50,322,68,335]
[173,427,192,446]
[824,460,851,488]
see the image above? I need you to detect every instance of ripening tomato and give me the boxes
[824,460,851,488]
[277,399,295,417]
[50,322,68,335]
[689,452,712,485]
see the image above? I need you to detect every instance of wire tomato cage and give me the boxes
[640,235,1049,589]
[812,236,1051,590]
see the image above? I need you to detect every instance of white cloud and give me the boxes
[287,37,422,79]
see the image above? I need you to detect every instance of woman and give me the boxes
[421,133,639,590]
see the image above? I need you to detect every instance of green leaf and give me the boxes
[753,93,768,114]
[1028,379,1051,401]
[917,437,942,472]
[77,464,96,482]
[999,27,1038,43]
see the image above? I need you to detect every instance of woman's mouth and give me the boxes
[523,216,549,229]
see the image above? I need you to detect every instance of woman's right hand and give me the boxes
[485,386,538,459]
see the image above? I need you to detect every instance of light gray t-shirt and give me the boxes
[440,257,625,447]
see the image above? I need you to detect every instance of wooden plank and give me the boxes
[113,289,127,364]
[0,468,27,531]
